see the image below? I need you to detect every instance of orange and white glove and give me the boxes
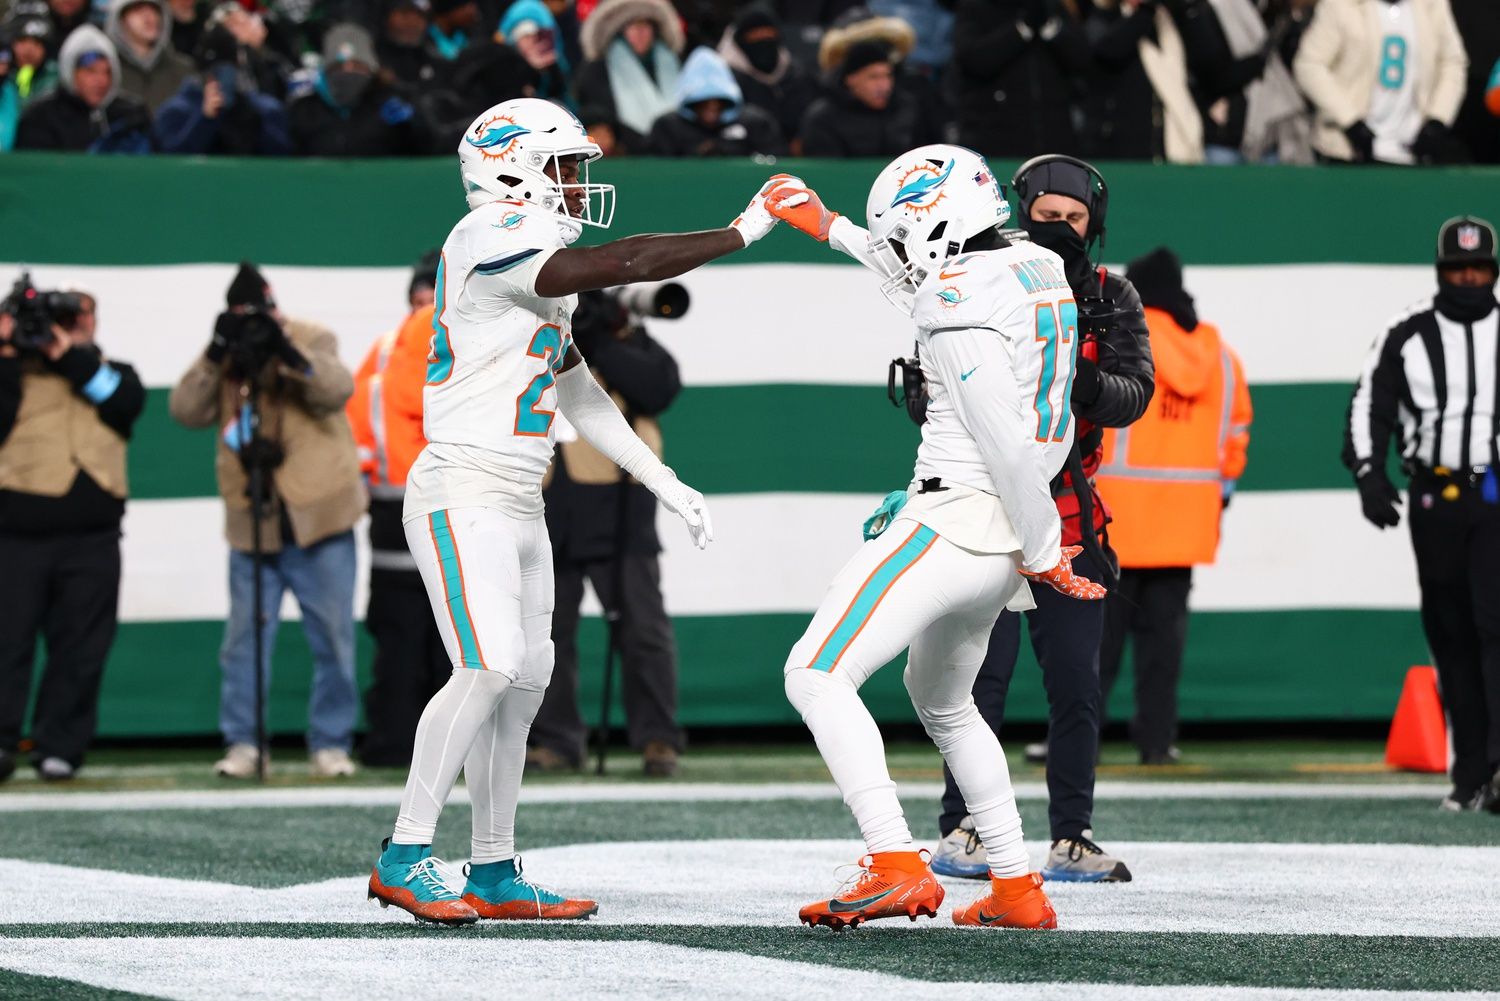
[766,180,840,242]
[1019,546,1108,600]
[729,173,799,246]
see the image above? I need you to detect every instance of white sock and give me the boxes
[465,685,544,865]
[786,669,913,855]
[918,697,1029,878]
[392,669,511,846]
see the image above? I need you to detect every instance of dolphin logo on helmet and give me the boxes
[467,120,531,154]
[890,160,956,211]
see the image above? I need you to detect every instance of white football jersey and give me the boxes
[405,201,577,521]
[911,241,1078,492]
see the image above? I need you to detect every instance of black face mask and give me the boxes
[1435,279,1498,323]
[326,68,371,108]
[740,37,780,74]
[1021,218,1092,280]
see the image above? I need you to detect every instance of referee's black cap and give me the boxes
[1437,215,1497,269]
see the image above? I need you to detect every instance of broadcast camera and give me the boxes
[607,281,689,321]
[1,272,82,353]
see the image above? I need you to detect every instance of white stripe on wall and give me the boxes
[6,262,1435,388]
[118,490,1420,624]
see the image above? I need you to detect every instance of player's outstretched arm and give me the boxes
[552,357,713,549]
[533,176,793,299]
[926,324,1105,599]
[766,180,889,276]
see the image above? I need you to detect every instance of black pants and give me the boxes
[1099,567,1193,760]
[1409,484,1500,795]
[0,529,120,768]
[358,569,451,767]
[531,554,682,763]
[939,551,1105,842]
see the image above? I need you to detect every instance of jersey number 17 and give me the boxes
[1032,300,1078,443]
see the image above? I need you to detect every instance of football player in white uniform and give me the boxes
[367,97,792,925]
[763,147,1106,930]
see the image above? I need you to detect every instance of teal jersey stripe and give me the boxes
[426,256,453,385]
[428,511,486,670]
[809,524,938,672]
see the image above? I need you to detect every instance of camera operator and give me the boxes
[528,285,686,778]
[0,280,145,782]
[931,155,1155,884]
[169,263,365,780]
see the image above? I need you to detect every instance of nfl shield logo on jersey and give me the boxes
[1458,225,1482,251]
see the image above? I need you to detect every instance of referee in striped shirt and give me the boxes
[1346,215,1500,813]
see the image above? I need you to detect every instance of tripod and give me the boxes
[238,368,274,784]
[592,464,633,776]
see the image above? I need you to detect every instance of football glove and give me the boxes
[648,471,715,550]
[1021,545,1107,600]
[729,174,799,246]
[767,181,840,242]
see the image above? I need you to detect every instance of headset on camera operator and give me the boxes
[0,273,145,783]
[529,282,688,778]
[169,262,365,780]
[924,156,1156,884]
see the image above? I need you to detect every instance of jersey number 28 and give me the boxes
[1032,300,1078,443]
[514,323,571,437]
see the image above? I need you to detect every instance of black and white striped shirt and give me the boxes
[1347,299,1500,474]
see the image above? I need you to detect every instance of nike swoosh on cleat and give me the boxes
[977,907,1012,925]
[939,270,967,280]
[828,886,898,913]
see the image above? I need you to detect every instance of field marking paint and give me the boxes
[0,780,1448,813]
[2,839,1497,937]
[0,936,1489,1001]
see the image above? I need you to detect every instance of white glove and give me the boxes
[729,174,802,247]
[647,471,715,550]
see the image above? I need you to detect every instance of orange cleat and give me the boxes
[951,872,1059,929]
[367,853,479,927]
[799,850,945,930]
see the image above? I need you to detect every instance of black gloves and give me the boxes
[1412,118,1468,165]
[1355,463,1401,529]
[1072,355,1102,406]
[206,312,235,364]
[1344,121,1375,163]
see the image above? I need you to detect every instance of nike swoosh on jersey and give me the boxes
[827,886,898,913]
[939,270,967,280]
[961,366,981,381]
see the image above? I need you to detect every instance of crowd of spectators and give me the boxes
[0,0,1496,161]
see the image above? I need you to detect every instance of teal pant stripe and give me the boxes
[810,524,937,672]
[429,510,485,670]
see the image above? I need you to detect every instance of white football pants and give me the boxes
[391,507,554,863]
[784,518,1031,877]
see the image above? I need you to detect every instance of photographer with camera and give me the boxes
[527,283,687,778]
[0,277,145,783]
[169,263,365,780]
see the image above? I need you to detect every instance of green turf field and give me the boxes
[1,741,1495,1001]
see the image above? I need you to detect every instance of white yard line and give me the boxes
[3,839,1497,938]
[0,780,1448,813]
[0,937,1488,1001]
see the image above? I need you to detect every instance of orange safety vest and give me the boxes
[1096,308,1252,569]
[347,306,433,497]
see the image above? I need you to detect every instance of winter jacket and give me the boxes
[106,0,194,111]
[1293,0,1467,161]
[169,318,365,554]
[647,47,786,156]
[716,7,821,142]
[288,76,430,157]
[800,84,931,158]
[154,75,291,154]
[14,25,152,151]
[1097,308,1251,568]
[952,0,1091,158]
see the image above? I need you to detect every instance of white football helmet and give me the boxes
[865,144,1010,311]
[457,97,615,244]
